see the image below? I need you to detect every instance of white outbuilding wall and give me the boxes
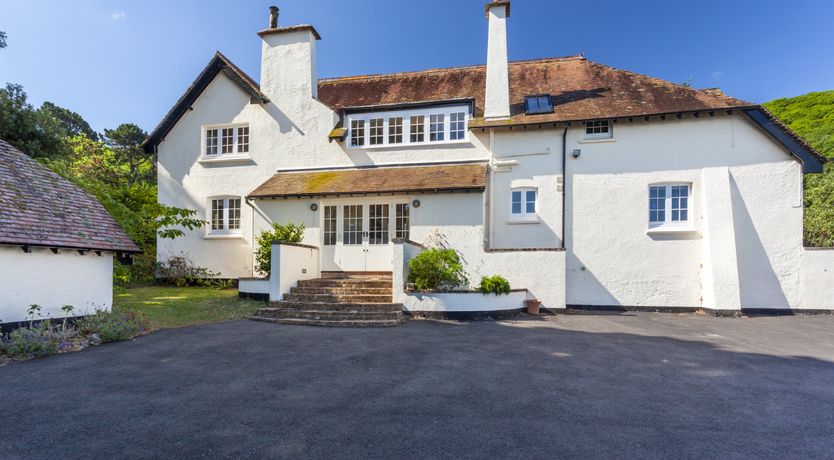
[0,246,113,324]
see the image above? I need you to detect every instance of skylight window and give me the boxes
[524,95,553,115]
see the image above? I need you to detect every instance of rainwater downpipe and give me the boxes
[561,126,568,250]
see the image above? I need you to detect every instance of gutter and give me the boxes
[561,126,568,250]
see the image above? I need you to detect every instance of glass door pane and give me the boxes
[368,204,390,245]
[343,205,363,245]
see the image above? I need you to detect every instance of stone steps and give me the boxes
[283,293,393,303]
[251,317,401,328]
[290,286,393,296]
[256,308,402,322]
[251,273,403,328]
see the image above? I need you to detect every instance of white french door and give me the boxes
[320,200,409,272]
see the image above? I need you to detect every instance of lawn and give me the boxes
[113,285,264,328]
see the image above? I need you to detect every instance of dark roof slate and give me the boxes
[0,139,140,252]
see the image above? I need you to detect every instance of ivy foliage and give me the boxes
[764,90,834,247]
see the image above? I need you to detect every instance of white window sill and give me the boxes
[507,217,541,225]
[198,155,252,164]
[646,226,698,235]
[347,139,469,150]
[204,233,245,240]
[578,137,616,144]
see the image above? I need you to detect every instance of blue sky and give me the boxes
[1,0,832,133]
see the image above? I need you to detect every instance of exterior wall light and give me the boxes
[572,149,581,158]
[310,203,318,211]
[412,199,421,208]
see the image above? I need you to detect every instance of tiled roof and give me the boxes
[317,56,754,125]
[249,162,488,198]
[0,139,140,253]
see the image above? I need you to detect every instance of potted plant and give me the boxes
[525,298,541,315]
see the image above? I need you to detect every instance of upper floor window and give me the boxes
[649,184,690,228]
[346,105,469,148]
[205,124,249,157]
[585,120,612,139]
[524,95,553,115]
[510,188,538,222]
[350,120,365,147]
[209,196,241,234]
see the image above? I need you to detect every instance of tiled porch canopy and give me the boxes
[248,162,487,199]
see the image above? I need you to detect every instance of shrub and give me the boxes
[156,254,231,288]
[479,275,511,295]
[75,309,151,343]
[1,321,63,358]
[255,222,305,275]
[408,248,468,291]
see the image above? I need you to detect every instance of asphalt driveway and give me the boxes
[2,312,834,459]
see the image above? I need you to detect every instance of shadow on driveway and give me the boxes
[2,314,833,458]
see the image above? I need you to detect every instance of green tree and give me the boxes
[0,83,69,158]
[41,101,99,141]
[103,123,153,185]
[765,90,834,247]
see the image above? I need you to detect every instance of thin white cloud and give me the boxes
[711,71,724,81]
[110,11,126,21]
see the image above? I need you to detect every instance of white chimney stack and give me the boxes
[484,1,511,119]
[258,6,321,101]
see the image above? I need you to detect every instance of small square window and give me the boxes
[524,95,553,115]
[209,197,243,234]
[511,188,537,220]
[585,120,612,139]
[649,184,690,228]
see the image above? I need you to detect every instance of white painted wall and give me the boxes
[0,246,113,324]
[564,113,805,310]
[800,249,834,310]
[270,243,319,301]
[484,3,510,119]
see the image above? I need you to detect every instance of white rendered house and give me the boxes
[146,2,834,315]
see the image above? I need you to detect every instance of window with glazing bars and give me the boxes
[429,114,445,142]
[450,112,466,140]
[350,120,365,147]
[323,205,337,245]
[343,205,363,245]
[368,204,389,245]
[388,116,403,144]
[369,118,384,145]
[396,203,410,239]
[410,116,425,143]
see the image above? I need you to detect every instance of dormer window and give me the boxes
[346,104,470,149]
[203,124,249,158]
[524,95,553,115]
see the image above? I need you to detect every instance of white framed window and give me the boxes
[429,114,445,142]
[203,124,249,158]
[510,188,538,222]
[450,112,466,140]
[410,115,425,143]
[369,118,384,145]
[648,184,691,228]
[346,104,469,149]
[388,116,403,144]
[584,120,612,139]
[208,197,242,234]
[350,119,365,147]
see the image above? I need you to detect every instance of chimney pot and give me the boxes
[269,6,279,28]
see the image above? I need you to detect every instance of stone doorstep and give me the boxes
[282,293,394,303]
[261,302,404,313]
[290,286,393,295]
[256,309,402,321]
[296,279,392,289]
[251,317,401,328]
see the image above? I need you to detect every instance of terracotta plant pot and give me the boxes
[525,299,541,315]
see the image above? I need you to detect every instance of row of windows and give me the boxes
[349,109,468,148]
[202,118,609,158]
